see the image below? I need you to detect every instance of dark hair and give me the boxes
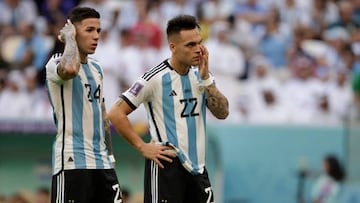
[68,7,100,23]
[166,15,200,38]
[325,155,345,182]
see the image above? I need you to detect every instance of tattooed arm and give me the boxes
[58,20,80,80]
[197,45,229,119]
[205,84,229,119]
[102,102,114,158]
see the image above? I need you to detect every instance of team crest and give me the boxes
[198,85,205,93]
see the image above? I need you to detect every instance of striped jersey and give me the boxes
[122,60,211,175]
[46,53,112,175]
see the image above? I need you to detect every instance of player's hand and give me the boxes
[198,45,210,80]
[58,19,76,43]
[140,141,177,168]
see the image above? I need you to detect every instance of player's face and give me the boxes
[75,18,101,57]
[171,28,202,67]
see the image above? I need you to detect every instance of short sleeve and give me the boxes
[46,54,65,84]
[122,77,152,110]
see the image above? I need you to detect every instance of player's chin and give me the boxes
[88,48,96,54]
[191,59,200,66]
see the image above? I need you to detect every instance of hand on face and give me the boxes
[198,45,210,80]
[58,19,76,43]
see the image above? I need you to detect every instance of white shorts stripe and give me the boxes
[151,161,158,203]
[61,172,64,203]
[56,172,64,203]
[56,174,60,203]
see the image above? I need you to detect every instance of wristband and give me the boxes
[109,155,116,163]
[200,74,214,87]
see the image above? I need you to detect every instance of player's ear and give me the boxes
[169,42,176,53]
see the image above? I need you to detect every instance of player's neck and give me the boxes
[80,55,88,64]
[169,58,189,75]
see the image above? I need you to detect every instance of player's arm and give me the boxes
[102,101,116,165]
[108,97,176,168]
[198,45,229,119]
[205,84,229,119]
[58,19,81,80]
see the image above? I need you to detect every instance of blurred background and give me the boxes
[0,0,360,202]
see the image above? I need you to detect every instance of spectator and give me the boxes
[311,155,345,203]
[116,0,146,30]
[257,6,291,70]
[0,70,28,119]
[284,32,326,124]
[311,93,341,125]
[129,0,163,50]
[0,0,38,35]
[200,0,233,23]
[287,25,317,79]
[22,67,52,120]
[322,27,351,77]
[352,63,360,120]
[246,56,289,124]
[278,0,310,30]
[232,0,269,31]
[40,0,75,25]
[206,21,245,123]
[327,67,353,121]
[13,21,48,71]
[309,0,339,35]
[328,1,360,34]
[160,0,197,23]
[352,0,360,25]
[0,69,6,93]
[79,0,112,28]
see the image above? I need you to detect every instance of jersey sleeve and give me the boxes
[121,77,152,110]
[46,54,65,84]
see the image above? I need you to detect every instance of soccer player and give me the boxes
[108,15,229,203]
[46,7,121,203]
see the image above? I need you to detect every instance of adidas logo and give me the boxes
[68,157,74,162]
[169,90,177,96]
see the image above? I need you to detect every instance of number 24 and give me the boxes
[84,83,101,103]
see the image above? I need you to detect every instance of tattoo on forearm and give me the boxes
[59,38,80,77]
[115,98,124,107]
[102,103,113,154]
[206,85,229,119]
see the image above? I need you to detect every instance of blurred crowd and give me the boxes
[0,187,135,203]
[0,0,360,125]
[0,187,50,203]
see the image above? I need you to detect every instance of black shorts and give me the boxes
[144,158,214,203]
[51,169,122,203]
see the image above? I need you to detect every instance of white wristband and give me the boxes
[200,74,214,87]
[109,155,116,163]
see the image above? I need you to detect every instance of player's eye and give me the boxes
[186,43,196,47]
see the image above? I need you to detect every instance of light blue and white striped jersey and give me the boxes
[46,54,112,175]
[122,60,211,175]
